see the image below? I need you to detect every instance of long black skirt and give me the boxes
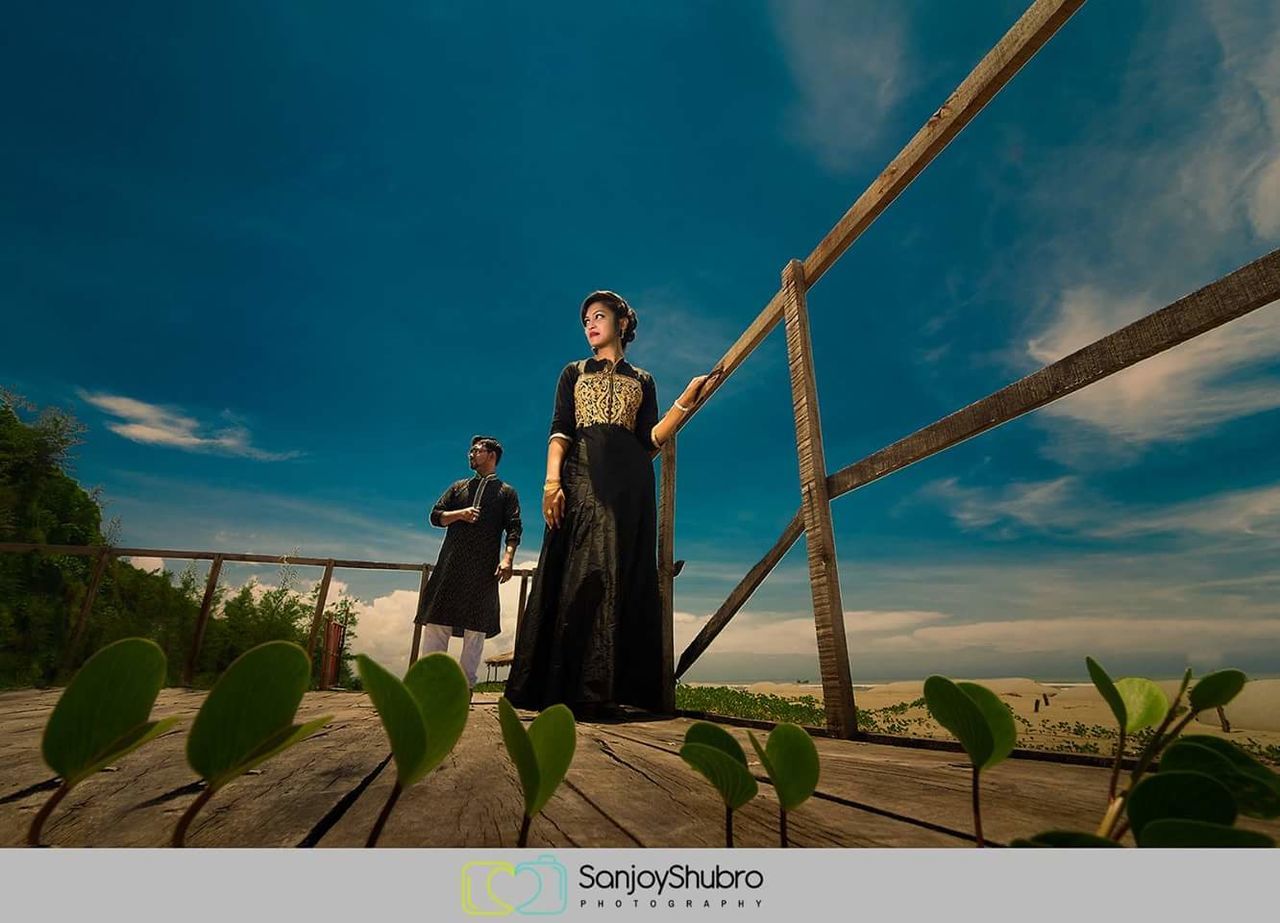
[504,425,663,712]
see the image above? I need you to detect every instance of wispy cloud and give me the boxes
[79,391,301,461]
[1007,1,1280,465]
[770,0,913,172]
[923,475,1280,544]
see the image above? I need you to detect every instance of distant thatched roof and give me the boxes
[485,650,514,666]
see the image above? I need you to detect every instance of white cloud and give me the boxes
[866,616,1279,662]
[78,390,300,461]
[675,607,950,659]
[1008,1,1280,464]
[124,555,165,573]
[348,557,540,677]
[1023,288,1280,459]
[770,0,913,172]
[924,475,1280,543]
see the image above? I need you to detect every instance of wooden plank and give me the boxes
[306,560,335,658]
[316,707,621,847]
[827,247,1280,499]
[652,0,1086,450]
[182,554,224,686]
[585,724,960,847]
[657,438,677,715]
[675,512,804,678]
[805,0,1086,284]
[781,259,856,738]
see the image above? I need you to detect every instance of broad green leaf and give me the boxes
[957,682,1017,769]
[1113,678,1169,734]
[749,724,819,811]
[924,676,993,769]
[527,705,576,816]
[685,721,749,766]
[235,715,331,777]
[1188,670,1247,712]
[187,641,329,790]
[1086,657,1127,731]
[1138,819,1274,848]
[1162,736,1280,819]
[43,638,170,785]
[498,697,541,817]
[403,653,470,778]
[1010,831,1124,848]
[680,742,758,810]
[358,655,429,785]
[1127,771,1236,838]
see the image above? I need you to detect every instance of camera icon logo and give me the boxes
[460,855,569,916]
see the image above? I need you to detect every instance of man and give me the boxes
[414,435,522,690]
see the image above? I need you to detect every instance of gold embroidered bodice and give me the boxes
[574,369,644,429]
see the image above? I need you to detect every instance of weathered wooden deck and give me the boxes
[3,689,1276,848]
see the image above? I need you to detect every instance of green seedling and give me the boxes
[1086,657,1169,800]
[680,722,758,847]
[922,676,1015,846]
[498,697,576,847]
[357,653,470,846]
[1024,658,1275,848]
[748,723,819,847]
[30,638,178,846]
[175,641,331,846]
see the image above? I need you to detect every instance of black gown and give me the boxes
[504,356,664,713]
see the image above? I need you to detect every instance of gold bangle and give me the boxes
[673,399,691,413]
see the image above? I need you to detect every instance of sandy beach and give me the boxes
[688,677,1280,760]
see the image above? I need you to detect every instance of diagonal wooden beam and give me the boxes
[656,0,1088,446]
[826,247,1280,499]
[675,511,804,680]
[805,0,1087,283]
[675,247,1280,678]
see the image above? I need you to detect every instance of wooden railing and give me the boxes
[651,0,1280,737]
[0,542,533,686]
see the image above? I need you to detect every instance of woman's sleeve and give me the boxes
[429,481,460,528]
[548,362,577,445]
[636,373,660,450]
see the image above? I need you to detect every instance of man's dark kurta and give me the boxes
[414,474,522,638]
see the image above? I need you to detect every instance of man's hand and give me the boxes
[447,506,481,525]
[495,557,514,584]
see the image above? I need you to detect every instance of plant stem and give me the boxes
[26,781,71,847]
[971,767,984,847]
[518,814,531,848]
[172,786,215,847]
[1108,727,1126,801]
[1097,795,1125,840]
[725,805,734,848]
[365,782,402,848]
[780,807,788,848]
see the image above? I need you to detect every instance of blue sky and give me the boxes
[5,1,1279,682]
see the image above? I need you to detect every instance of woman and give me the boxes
[504,291,714,719]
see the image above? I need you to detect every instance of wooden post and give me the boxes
[306,560,335,659]
[184,554,224,686]
[657,436,677,715]
[63,546,111,670]
[408,564,431,666]
[781,259,857,738]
